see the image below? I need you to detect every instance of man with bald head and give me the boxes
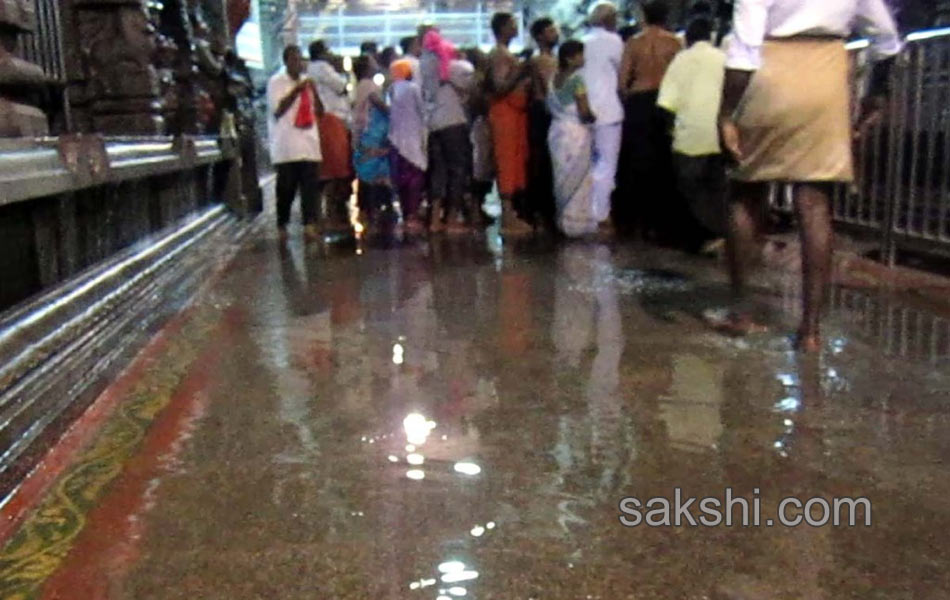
[581,2,625,233]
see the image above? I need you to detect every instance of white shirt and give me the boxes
[420,54,471,131]
[581,27,625,125]
[727,0,902,71]
[658,42,727,156]
[267,70,322,164]
[307,60,351,124]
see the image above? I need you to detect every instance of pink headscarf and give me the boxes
[423,29,457,81]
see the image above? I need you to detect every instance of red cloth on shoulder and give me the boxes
[295,86,315,129]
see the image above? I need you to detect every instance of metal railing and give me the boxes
[15,0,66,82]
[778,279,950,364]
[880,29,950,262]
[831,286,950,364]
[818,29,950,264]
[296,5,525,55]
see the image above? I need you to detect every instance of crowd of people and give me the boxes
[267,0,902,351]
[267,1,739,246]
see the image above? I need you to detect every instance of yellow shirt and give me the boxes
[656,42,726,157]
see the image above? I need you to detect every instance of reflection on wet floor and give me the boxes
[4,230,950,599]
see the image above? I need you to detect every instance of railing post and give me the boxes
[337,6,344,53]
[476,0,483,48]
[882,48,907,266]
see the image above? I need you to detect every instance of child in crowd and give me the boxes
[352,54,393,231]
[387,59,428,234]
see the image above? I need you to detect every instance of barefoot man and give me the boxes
[717,0,901,351]
[488,12,533,234]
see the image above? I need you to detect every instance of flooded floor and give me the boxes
[1,229,950,600]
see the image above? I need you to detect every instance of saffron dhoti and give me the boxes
[732,38,853,183]
[488,90,529,197]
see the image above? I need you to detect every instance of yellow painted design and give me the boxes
[0,309,220,600]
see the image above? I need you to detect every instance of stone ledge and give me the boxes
[0,100,47,138]
[761,232,950,313]
[0,205,256,495]
[0,0,36,32]
[0,135,236,207]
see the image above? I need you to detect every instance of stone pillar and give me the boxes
[226,0,251,39]
[0,0,50,136]
[198,0,229,45]
[159,0,198,135]
[70,0,164,135]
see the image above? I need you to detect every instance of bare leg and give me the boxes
[429,197,445,233]
[720,182,770,333]
[792,183,834,352]
[500,193,532,235]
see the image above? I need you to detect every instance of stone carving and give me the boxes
[154,30,180,130]
[222,48,262,212]
[0,0,51,136]
[198,0,229,44]
[192,8,226,133]
[56,0,239,136]
[58,133,111,184]
[227,0,251,37]
[158,0,199,135]
[72,0,164,135]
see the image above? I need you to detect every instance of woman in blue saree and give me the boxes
[352,54,392,228]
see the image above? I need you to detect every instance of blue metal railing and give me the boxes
[296,5,525,55]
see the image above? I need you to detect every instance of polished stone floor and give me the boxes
[2,228,950,600]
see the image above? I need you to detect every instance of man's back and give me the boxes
[657,41,725,157]
[620,26,683,94]
[307,60,349,121]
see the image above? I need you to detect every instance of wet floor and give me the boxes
[3,229,950,600]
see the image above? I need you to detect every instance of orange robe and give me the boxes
[488,90,529,197]
[316,112,353,181]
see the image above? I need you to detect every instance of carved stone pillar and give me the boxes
[159,0,198,135]
[226,0,251,39]
[0,0,50,136]
[191,7,226,133]
[198,0,229,45]
[70,0,164,135]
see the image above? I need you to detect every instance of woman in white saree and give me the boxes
[547,40,598,237]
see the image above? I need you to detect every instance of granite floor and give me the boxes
[2,227,950,600]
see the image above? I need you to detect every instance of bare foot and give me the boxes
[794,331,822,353]
[712,575,774,600]
[303,224,320,241]
[702,309,769,337]
[445,221,470,235]
[405,218,425,235]
[501,216,533,236]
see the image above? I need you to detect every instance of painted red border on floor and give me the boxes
[0,218,257,545]
[0,312,187,545]
[37,307,241,600]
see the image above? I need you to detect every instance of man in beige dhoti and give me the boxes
[716,0,901,352]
